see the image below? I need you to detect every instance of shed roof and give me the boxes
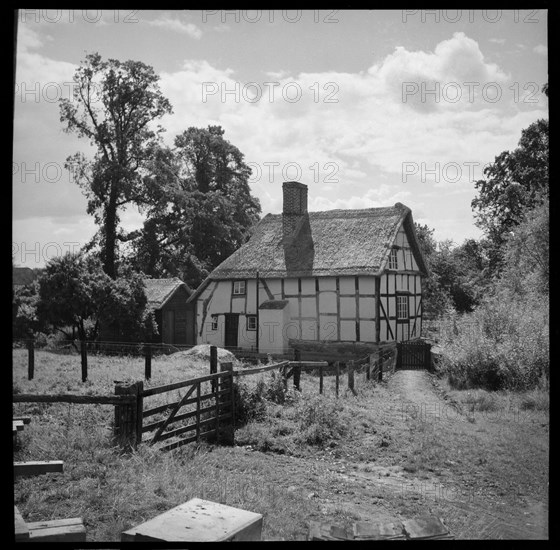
[207,203,428,280]
[143,278,190,309]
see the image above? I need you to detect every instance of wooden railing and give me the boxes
[13,345,398,451]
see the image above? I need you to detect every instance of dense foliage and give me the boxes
[35,252,157,342]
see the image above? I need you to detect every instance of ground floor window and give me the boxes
[211,315,218,330]
[246,315,257,331]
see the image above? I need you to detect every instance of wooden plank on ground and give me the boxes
[14,506,29,541]
[401,516,453,540]
[352,521,406,540]
[308,521,352,541]
[27,517,86,542]
[13,420,25,432]
[14,460,64,477]
[13,416,32,424]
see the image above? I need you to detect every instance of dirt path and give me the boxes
[260,369,548,539]
[333,369,549,539]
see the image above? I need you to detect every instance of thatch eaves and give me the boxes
[207,203,429,281]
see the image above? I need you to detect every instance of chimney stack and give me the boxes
[282,181,308,241]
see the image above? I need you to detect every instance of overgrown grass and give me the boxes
[13,351,376,541]
[436,292,549,391]
[234,372,354,454]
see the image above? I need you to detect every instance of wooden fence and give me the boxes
[13,345,398,451]
[14,339,184,382]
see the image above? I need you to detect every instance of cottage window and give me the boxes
[233,280,246,295]
[211,315,218,331]
[247,316,257,331]
[388,249,398,270]
[397,295,409,320]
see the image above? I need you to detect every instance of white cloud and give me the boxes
[489,38,506,45]
[533,44,547,56]
[155,32,545,219]
[146,15,202,39]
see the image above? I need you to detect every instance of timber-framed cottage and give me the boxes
[187,181,429,353]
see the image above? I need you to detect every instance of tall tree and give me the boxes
[129,126,261,288]
[60,53,173,278]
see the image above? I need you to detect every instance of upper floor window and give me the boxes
[210,315,218,331]
[233,280,246,295]
[388,249,398,270]
[397,295,409,320]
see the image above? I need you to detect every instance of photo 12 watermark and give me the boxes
[13,162,79,184]
[12,242,81,265]
[201,10,339,24]
[401,161,489,184]
[19,9,139,24]
[15,81,106,105]
[247,161,339,185]
[401,10,540,24]
[201,81,339,104]
[395,399,539,424]
[402,81,542,105]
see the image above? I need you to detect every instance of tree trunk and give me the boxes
[104,186,119,279]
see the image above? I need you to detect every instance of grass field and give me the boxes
[13,348,548,541]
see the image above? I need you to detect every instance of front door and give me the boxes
[224,314,239,349]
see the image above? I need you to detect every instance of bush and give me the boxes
[234,372,289,426]
[437,291,548,391]
[293,395,349,446]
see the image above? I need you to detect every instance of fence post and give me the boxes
[379,356,383,382]
[210,345,218,392]
[366,354,371,381]
[114,381,142,450]
[335,361,340,398]
[80,339,88,382]
[319,365,324,395]
[27,338,35,381]
[220,362,235,446]
[135,381,144,445]
[293,349,301,391]
[144,343,152,380]
[348,361,356,395]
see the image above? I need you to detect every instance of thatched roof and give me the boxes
[207,203,428,281]
[143,278,190,309]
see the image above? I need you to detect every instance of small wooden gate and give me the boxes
[141,364,235,452]
[396,340,431,370]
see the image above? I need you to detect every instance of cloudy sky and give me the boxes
[13,9,548,268]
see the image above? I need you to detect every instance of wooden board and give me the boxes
[353,521,406,540]
[13,416,32,424]
[14,506,29,541]
[401,516,453,539]
[308,521,353,540]
[27,517,86,542]
[121,498,262,542]
[14,460,64,477]
[13,420,25,431]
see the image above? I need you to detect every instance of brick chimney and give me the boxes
[282,181,308,242]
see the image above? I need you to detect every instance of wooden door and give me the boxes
[224,314,239,349]
[162,309,174,344]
